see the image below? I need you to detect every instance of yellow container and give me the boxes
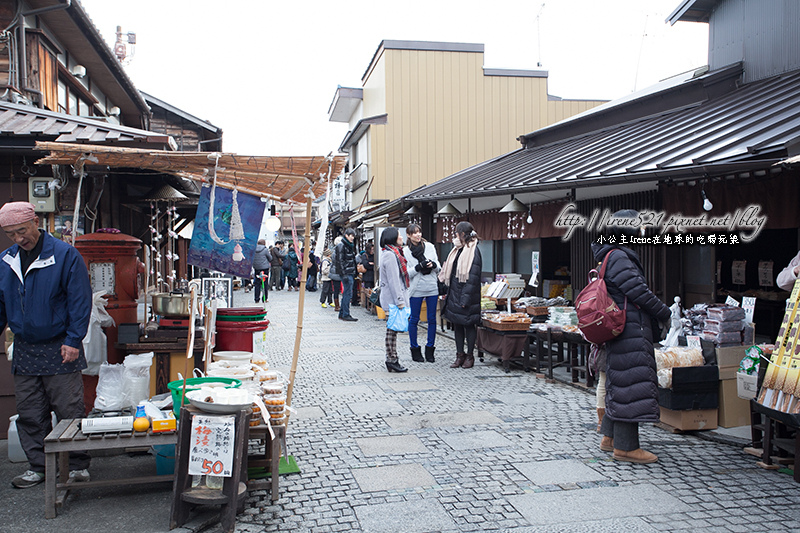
[376,306,386,320]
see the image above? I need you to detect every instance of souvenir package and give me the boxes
[655,346,704,371]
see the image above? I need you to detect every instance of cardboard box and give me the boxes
[716,346,747,368]
[718,378,751,428]
[718,365,739,381]
[660,406,718,430]
[737,372,758,400]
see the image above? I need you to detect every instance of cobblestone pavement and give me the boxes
[203,286,800,533]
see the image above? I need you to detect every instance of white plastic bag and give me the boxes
[121,352,154,409]
[95,362,125,411]
[82,291,115,376]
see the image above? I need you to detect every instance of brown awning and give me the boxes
[34,141,347,203]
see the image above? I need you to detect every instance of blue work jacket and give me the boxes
[0,231,92,351]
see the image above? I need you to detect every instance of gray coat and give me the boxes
[252,244,272,270]
[403,242,440,298]
[591,243,670,424]
[379,248,408,310]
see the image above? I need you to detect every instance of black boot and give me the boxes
[385,361,408,373]
[425,346,436,363]
[410,347,424,362]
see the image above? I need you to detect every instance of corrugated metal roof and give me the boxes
[408,68,800,201]
[0,100,173,148]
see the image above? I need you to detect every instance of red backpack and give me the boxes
[575,250,627,344]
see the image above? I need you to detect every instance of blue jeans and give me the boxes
[340,275,354,318]
[409,294,438,348]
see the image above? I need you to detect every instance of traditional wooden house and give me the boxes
[405,0,800,341]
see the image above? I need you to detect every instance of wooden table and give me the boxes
[525,325,594,387]
[44,419,177,518]
[247,423,287,501]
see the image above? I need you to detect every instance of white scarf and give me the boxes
[438,238,477,285]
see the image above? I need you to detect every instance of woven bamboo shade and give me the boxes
[34,142,347,202]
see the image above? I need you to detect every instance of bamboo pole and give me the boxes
[286,195,313,409]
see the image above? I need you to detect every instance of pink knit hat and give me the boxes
[0,202,36,227]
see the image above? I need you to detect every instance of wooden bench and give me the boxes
[44,419,177,518]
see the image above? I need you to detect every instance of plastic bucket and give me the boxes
[167,377,241,417]
[215,319,270,353]
[152,444,176,475]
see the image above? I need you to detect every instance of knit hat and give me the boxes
[0,202,36,227]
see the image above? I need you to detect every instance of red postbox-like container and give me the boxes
[75,233,144,412]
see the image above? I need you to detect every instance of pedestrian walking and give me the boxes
[379,227,409,373]
[252,239,271,303]
[0,202,93,488]
[403,224,440,363]
[319,248,334,307]
[335,229,358,321]
[328,236,342,312]
[593,209,670,464]
[286,243,300,291]
[438,221,482,369]
[269,242,285,290]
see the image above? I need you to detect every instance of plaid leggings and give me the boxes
[385,329,398,363]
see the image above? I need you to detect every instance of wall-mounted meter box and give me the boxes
[28,177,56,212]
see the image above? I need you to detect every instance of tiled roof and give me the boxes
[408,68,800,201]
[0,100,173,148]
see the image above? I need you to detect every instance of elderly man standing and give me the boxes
[0,202,92,488]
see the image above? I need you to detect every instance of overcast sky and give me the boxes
[80,0,708,156]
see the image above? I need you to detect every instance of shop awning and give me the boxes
[407,65,800,202]
[34,142,348,203]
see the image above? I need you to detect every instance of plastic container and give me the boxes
[167,377,241,418]
[212,351,253,362]
[152,444,176,475]
[215,319,270,353]
[261,381,285,395]
[8,415,27,463]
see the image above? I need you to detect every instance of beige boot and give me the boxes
[596,408,605,432]
[613,448,658,464]
[600,436,613,452]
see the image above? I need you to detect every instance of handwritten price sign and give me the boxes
[188,414,235,478]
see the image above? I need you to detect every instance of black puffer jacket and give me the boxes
[335,239,357,277]
[591,242,670,424]
[443,247,482,326]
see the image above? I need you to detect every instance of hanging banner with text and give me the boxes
[188,414,235,478]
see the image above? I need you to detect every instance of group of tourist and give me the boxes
[377,221,483,373]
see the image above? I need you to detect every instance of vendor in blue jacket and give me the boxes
[0,202,92,489]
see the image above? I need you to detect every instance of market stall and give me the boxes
[34,142,347,527]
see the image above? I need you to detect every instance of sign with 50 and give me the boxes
[188,414,235,478]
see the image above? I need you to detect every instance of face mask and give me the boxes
[452,237,461,247]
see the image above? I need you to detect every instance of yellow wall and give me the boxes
[364,47,604,203]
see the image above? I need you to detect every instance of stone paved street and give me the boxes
[202,286,800,533]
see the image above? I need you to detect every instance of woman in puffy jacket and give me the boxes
[403,224,440,363]
[593,209,670,464]
[438,221,482,369]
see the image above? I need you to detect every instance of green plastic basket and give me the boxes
[167,377,241,418]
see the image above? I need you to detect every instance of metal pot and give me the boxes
[151,292,191,317]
